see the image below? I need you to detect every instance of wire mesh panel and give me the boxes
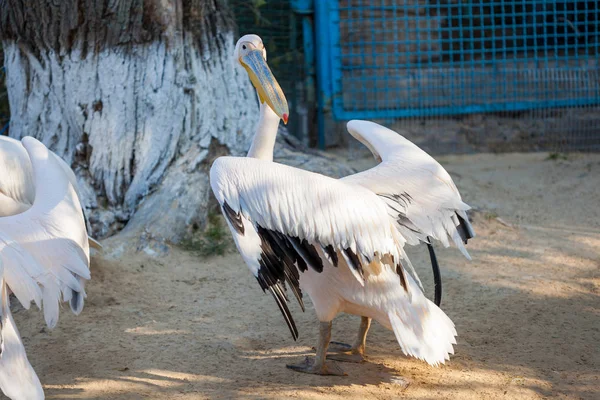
[327,1,600,151]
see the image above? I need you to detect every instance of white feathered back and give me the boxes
[211,156,409,266]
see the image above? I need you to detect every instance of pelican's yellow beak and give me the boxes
[240,50,289,124]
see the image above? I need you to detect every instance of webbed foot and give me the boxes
[286,356,346,376]
[326,341,366,363]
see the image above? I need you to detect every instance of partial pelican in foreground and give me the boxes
[210,35,475,375]
[0,135,101,250]
[0,137,91,399]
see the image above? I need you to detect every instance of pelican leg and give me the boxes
[327,316,371,363]
[286,321,346,376]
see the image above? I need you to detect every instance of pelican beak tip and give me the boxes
[282,113,288,125]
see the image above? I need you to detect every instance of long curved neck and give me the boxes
[247,102,280,161]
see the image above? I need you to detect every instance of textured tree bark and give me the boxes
[0,0,259,242]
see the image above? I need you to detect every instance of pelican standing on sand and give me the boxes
[210,34,475,375]
[0,137,91,399]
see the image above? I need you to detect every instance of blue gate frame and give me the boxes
[306,1,600,148]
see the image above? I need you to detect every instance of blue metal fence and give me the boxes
[307,1,600,151]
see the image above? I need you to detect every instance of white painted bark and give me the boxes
[3,29,258,241]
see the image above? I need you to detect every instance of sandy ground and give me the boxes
[8,151,600,400]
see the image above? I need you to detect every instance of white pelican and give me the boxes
[210,35,475,375]
[0,135,101,250]
[0,137,91,399]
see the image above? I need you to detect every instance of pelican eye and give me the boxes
[242,45,247,50]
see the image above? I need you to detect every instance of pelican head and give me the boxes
[235,34,289,124]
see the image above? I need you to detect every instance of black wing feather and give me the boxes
[288,237,323,272]
[426,241,442,307]
[343,248,365,281]
[253,223,331,340]
[456,213,474,243]
[268,285,298,341]
[258,227,305,312]
[323,245,339,267]
[223,201,244,234]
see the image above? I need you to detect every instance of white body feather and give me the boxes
[0,277,44,400]
[0,137,91,400]
[298,249,456,365]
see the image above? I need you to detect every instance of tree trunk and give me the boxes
[0,0,258,242]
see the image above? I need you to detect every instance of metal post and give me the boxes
[291,0,317,147]
[314,0,331,150]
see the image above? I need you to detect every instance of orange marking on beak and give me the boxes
[283,113,289,124]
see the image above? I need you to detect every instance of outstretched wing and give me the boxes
[0,137,91,328]
[0,135,102,251]
[0,136,35,216]
[342,120,475,258]
[210,156,414,340]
